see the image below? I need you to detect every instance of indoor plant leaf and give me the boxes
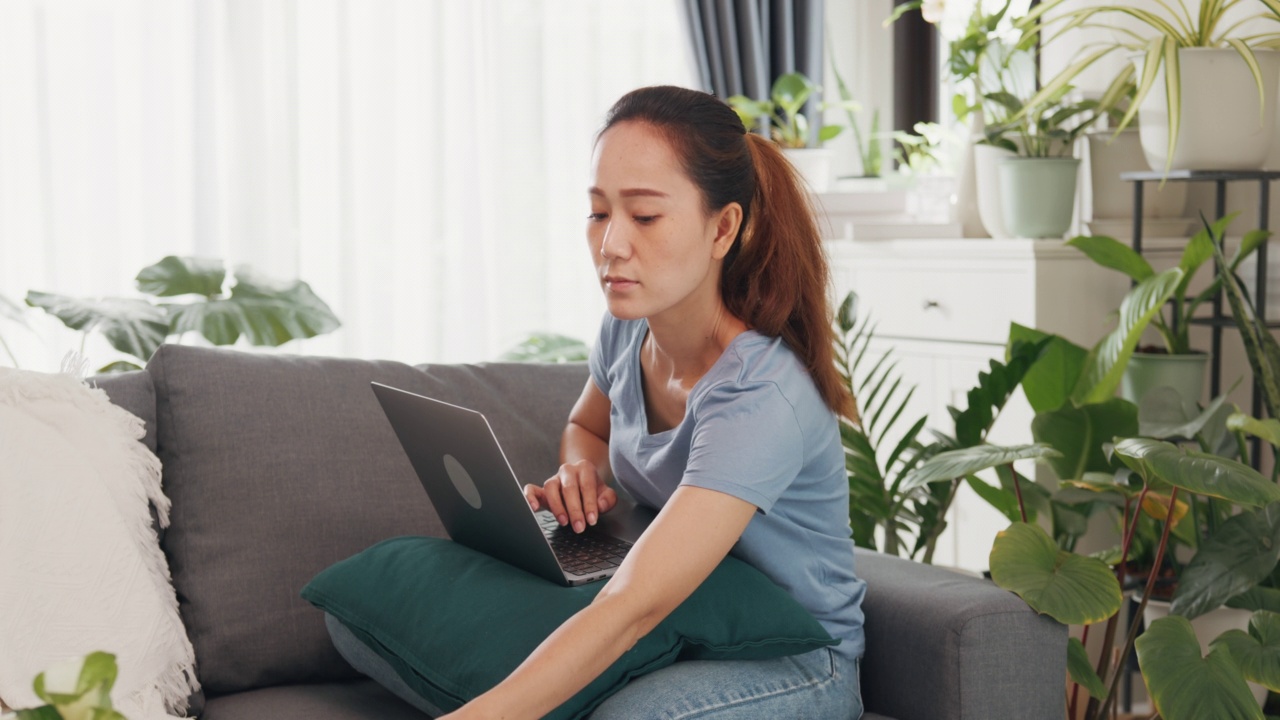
[898,444,1060,495]
[1008,323,1087,414]
[499,333,589,363]
[989,522,1122,625]
[1066,234,1154,282]
[165,268,340,347]
[950,337,1050,447]
[25,291,168,363]
[1071,268,1182,405]
[1229,586,1280,615]
[1031,398,1138,481]
[1135,615,1263,720]
[1228,413,1280,448]
[1,293,30,327]
[1113,438,1280,506]
[1140,389,1231,440]
[1068,636,1107,699]
[135,255,226,297]
[1211,610,1280,692]
[1212,215,1280,420]
[1171,503,1280,619]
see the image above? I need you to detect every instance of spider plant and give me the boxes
[1015,0,1280,173]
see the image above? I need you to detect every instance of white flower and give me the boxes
[922,0,946,24]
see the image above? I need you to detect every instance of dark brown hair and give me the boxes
[601,85,854,420]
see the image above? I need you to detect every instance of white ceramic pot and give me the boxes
[955,114,988,238]
[999,157,1080,239]
[1143,598,1267,706]
[1086,129,1187,219]
[974,142,1017,238]
[1132,48,1280,171]
[782,147,833,193]
[1120,352,1210,406]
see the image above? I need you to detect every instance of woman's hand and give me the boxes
[525,460,617,533]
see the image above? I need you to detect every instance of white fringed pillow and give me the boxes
[0,368,198,719]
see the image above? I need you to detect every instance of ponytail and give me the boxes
[601,86,855,421]
[729,134,855,421]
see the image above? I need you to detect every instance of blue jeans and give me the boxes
[327,614,863,719]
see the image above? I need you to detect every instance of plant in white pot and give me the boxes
[1017,0,1280,174]
[727,73,843,192]
[1068,212,1270,405]
[981,85,1099,239]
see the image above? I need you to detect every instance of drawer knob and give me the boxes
[923,299,941,311]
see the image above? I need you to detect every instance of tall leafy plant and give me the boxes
[25,256,340,373]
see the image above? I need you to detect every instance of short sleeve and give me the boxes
[681,381,804,514]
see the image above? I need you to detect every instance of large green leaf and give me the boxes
[135,256,226,297]
[1212,610,1280,692]
[1072,268,1182,405]
[950,337,1050,447]
[1171,504,1280,619]
[1068,636,1107,699]
[1136,615,1263,720]
[1031,398,1139,481]
[1140,389,1231,441]
[498,333,589,363]
[989,522,1122,625]
[1066,234,1154,281]
[1229,586,1280,615]
[25,291,168,362]
[1113,438,1280,506]
[165,268,340,347]
[899,444,1060,494]
[1009,323,1087,414]
[1228,414,1280,448]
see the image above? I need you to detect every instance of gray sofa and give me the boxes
[92,343,1066,720]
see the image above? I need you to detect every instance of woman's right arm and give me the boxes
[524,378,616,532]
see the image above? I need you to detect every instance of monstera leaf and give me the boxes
[163,265,339,347]
[989,522,1122,625]
[1136,615,1263,720]
[135,255,226,297]
[25,291,168,362]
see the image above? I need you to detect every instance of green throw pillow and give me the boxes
[301,536,837,720]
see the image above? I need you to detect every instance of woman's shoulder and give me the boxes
[695,331,826,414]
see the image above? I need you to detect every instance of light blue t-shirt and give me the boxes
[588,314,866,659]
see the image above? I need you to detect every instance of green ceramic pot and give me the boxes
[998,157,1080,239]
[1120,351,1210,406]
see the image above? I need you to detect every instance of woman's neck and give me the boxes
[644,301,747,386]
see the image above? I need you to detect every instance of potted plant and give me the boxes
[828,54,883,183]
[1016,0,1280,174]
[1066,213,1269,405]
[727,72,843,192]
[981,85,1099,238]
[25,255,341,373]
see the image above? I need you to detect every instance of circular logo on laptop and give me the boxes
[442,454,483,510]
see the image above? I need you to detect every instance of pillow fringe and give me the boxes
[0,368,200,715]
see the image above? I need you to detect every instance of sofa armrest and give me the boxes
[855,548,1066,720]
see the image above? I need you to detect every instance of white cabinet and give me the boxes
[826,238,1129,572]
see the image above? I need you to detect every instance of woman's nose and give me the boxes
[599,223,630,260]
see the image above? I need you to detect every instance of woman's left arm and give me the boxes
[441,485,758,720]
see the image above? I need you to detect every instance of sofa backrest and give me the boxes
[142,344,589,697]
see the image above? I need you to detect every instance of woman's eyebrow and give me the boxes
[588,187,670,198]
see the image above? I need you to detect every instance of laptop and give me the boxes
[370,382,655,586]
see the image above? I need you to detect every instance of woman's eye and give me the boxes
[587,213,608,221]
[634,215,658,224]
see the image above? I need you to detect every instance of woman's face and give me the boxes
[587,121,740,324]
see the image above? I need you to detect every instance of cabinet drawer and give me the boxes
[845,265,1033,345]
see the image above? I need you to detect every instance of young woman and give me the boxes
[444,85,866,719]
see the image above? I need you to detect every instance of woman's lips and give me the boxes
[604,276,637,291]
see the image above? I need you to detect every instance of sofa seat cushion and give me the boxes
[201,680,429,720]
[146,344,590,696]
[303,536,838,720]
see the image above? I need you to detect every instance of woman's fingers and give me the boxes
[523,483,545,512]
[540,462,614,534]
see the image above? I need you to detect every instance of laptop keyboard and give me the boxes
[537,513,633,576]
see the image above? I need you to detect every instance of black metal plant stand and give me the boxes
[1123,169,1280,468]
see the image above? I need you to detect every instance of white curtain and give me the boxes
[0,0,696,369]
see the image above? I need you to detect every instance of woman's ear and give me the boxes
[710,203,743,260]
